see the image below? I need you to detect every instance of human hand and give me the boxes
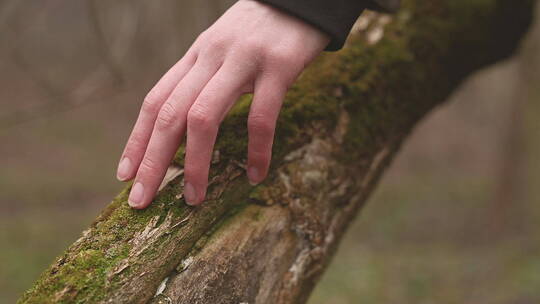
[116,0,330,208]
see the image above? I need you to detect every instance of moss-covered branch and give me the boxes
[19,0,533,303]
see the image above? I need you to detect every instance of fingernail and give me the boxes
[247,166,260,185]
[129,182,144,208]
[184,182,197,205]
[117,157,132,181]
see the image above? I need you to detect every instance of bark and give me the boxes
[19,0,534,303]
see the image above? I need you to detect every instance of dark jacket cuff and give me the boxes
[255,0,368,51]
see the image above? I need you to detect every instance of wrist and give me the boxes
[241,0,330,51]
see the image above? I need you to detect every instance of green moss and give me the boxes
[247,175,292,207]
[18,175,197,303]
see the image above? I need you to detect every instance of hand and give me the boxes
[116,0,330,208]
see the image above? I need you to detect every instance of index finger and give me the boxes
[116,50,197,182]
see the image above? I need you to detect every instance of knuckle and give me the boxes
[265,48,298,67]
[194,29,210,45]
[142,93,161,115]
[248,115,275,138]
[187,105,215,131]
[155,103,179,131]
[139,157,160,176]
[126,132,146,152]
[183,167,203,183]
[250,148,269,159]
[204,35,228,52]
[242,37,264,54]
[249,149,270,165]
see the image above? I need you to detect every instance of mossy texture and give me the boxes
[19,0,533,303]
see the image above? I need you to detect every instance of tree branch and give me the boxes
[19,0,534,303]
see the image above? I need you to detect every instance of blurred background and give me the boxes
[0,1,538,303]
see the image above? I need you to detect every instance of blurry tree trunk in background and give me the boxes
[19,0,534,303]
[489,70,528,236]
[489,16,540,236]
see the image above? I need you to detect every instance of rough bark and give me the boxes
[19,0,534,303]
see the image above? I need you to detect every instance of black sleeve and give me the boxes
[254,0,400,51]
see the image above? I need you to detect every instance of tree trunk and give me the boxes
[19,0,534,303]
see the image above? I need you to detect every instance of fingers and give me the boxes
[183,61,254,205]
[117,50,197,182]
[127,58,220,209]
[246,76,287,185]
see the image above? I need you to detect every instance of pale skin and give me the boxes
[116,0,330,208]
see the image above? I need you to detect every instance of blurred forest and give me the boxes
[1,1,539,303]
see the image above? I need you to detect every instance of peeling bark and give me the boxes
[19,0,534,303]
